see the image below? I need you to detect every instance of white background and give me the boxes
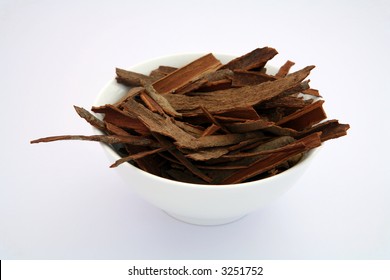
[1,0,389,259]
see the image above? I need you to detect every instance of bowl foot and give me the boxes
[165,211,246,226]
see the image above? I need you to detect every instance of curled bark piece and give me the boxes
[152,53,222,94]
[276,100,327,130]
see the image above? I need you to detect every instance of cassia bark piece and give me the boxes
[116,68,153,86]
[276,100,327,130]
[164,66,314,114]
[220,133,322,184]
[298,119,350,141]
[152,53,222,94]
[221,47,278,71]
[231,70,276,87]
[73,106,106,131]
[275,60,295,78]
[92,104,149,135]
[30,134,160,147]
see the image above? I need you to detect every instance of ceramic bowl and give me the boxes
[92,53,319,226]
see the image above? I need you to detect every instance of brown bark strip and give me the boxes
[231,70,276,87]
[190,131,265,150]
[213,115,254,123]
[122,98,197,149]
[149,65,177,80]
[196,164,248,170]
[164,66,314,114]
[222,142,306,159]
[141,83,182,118]
[174,120,204,137]
[152,134,212,183]
[207,136,296,168]
[275,60,295,78]
[116,68,153,86]
[175,69,234,95]
[110,147,168,168]
[302,88,321,97]
[103,120,164,175]
[73,106,106,131]
[223,120,297,140]
[200,106,230,133]
[190,69,234,93]
[173,79,208,95]
[227,137,271,152]
[259,95,313,109]
[225,119,274,133]
[271,80,310,99]
[30,134,160,147]
[92,104,149,135]
[263,125,299,137]
[221,47,278,71]
[185,147,230,161]
[201,124,220,137]
[182,106,261,121]
[113,87,144,108]
[140,91,165,114]
[215,107,261,121]
[104,122,130,136]
[152,53,222,94]
[220,133,322,184]
[276,100,327,130]
[298,119,350,141]
[197,79,232,92]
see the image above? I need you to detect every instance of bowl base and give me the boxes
[165,211,246,226]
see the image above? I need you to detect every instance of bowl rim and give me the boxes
[92,52,321,190]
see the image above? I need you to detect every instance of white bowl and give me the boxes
[92,53,319,226]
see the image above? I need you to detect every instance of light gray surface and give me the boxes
[1,0,389,259]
